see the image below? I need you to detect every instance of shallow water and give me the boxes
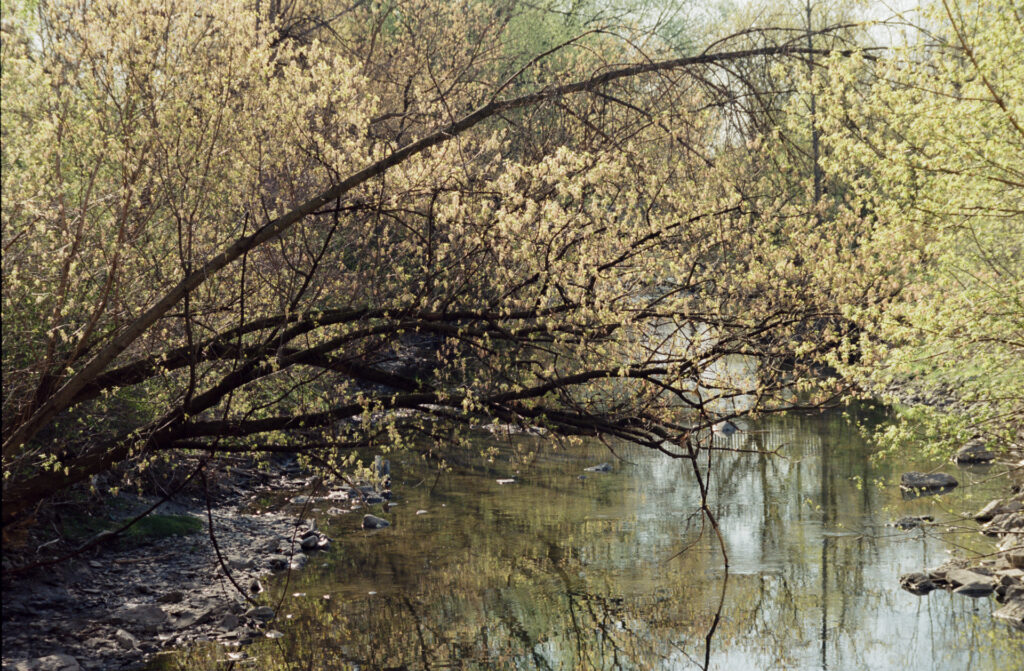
[163,405,1023,670]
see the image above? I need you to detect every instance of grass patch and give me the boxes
[123,514,204,542]
[58,512,204,548]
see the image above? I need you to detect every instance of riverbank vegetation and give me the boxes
[2,0,1020,550]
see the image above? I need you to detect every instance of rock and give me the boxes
[113,629,138,650]
[890,515,933,530]
[227,556,255,570]
[982,511,1024,536]
[954,439,998,464]
[6,654,81,671]
[953,581,996,598]
[975,499,1006,522]
[300,535,319,552]
[945,568,992,586]
[997,568,1024,585]
[112,604,167,631]
[362,514,390,529]
[993,598,1024,628]
[1008,550,1024,570]
[249,579,263,594]
[219,613,239,631]
[899,572,937,595]
[326,507,347,516]
[713,420,738,436]
[899,472,958,496]
[169,603,218,630]
[259,537,282,553]
[244,606,275,621]
[266,554,289,571]
[289,553,308,570]
[584,463,612,473]
[495,478,515,485]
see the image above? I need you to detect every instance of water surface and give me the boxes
[164,406,1023,669]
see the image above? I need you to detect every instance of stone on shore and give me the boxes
[111,604,167,631]
[953,581,996,598]
[6,655,81,671]
[993,598,1024,628]
[113,629,138,650]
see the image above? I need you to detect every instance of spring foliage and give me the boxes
[819,0,1023,454]
[6,0,1010,525]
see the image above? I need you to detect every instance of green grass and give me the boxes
[60,512,204,547]
[122,514,203,542]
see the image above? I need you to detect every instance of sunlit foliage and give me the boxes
[819,0,1024,457]
[2,0,870,526]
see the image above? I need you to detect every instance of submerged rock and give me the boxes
[584,463,612,473]
[362,514,390,529]
[899,472,958,496]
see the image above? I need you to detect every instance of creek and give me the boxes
[162,404,1022,670]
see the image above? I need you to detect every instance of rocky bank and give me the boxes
[1,466,356,671]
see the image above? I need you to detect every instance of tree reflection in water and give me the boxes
[158,407,1022,670]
